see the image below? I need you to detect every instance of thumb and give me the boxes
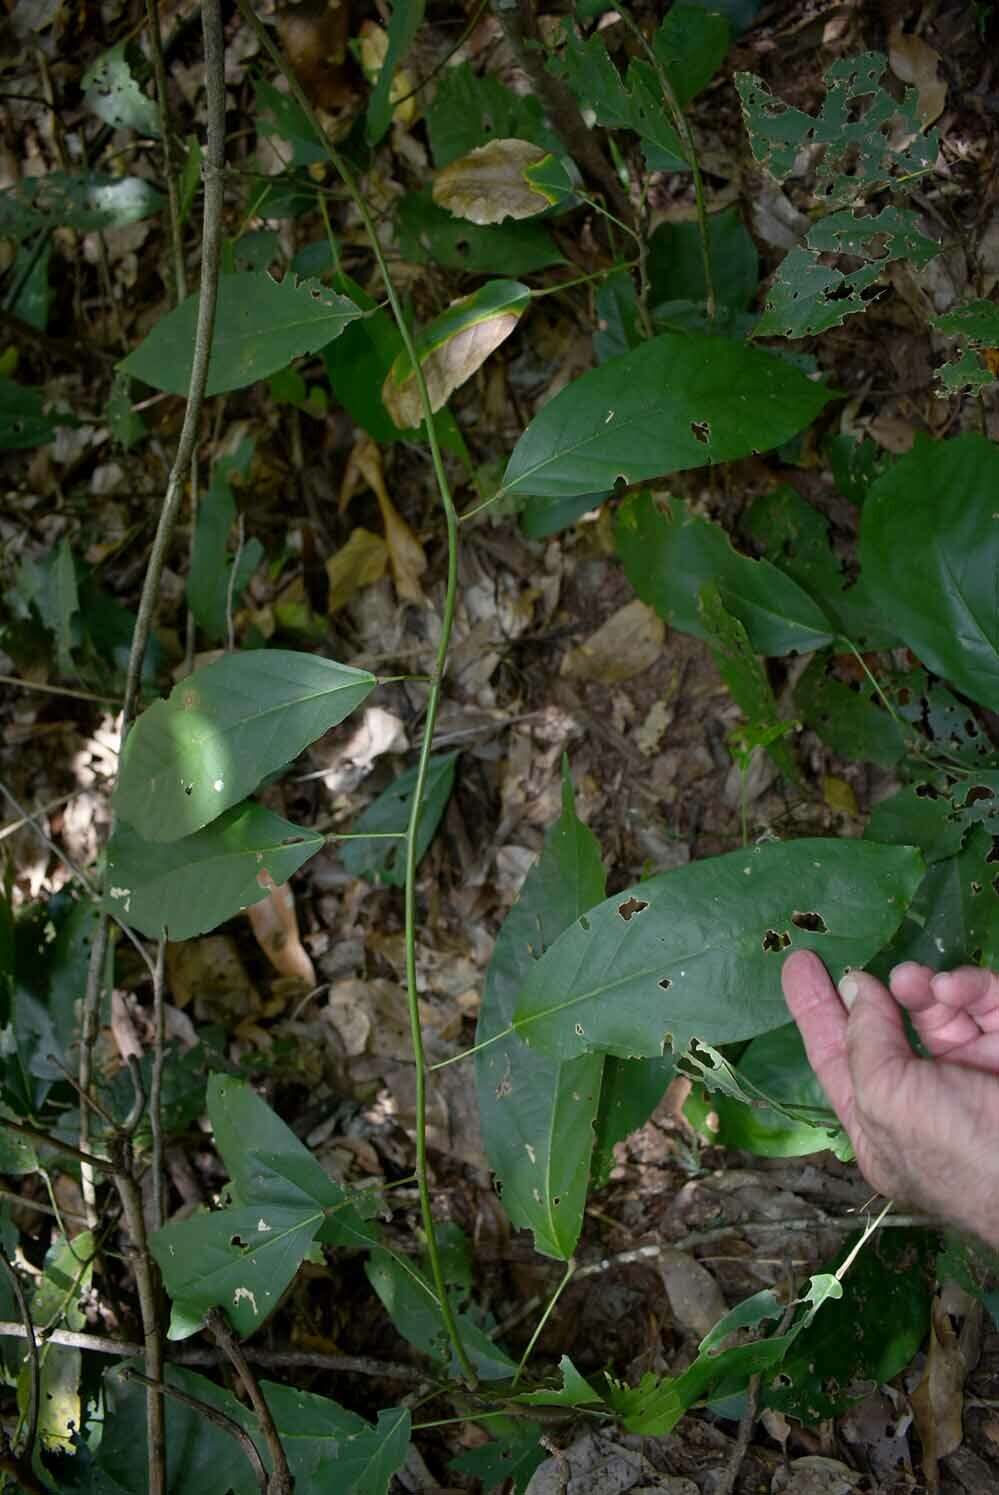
[841,971,916,1114]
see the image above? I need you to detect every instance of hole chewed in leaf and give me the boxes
[792,910,828,933]
[617,896,649,922]
[579,915,591,932]
[658,976,672,991]
[690,419,711,445]
[762,929,791,952]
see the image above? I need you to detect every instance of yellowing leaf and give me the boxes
[247,873,317,986]
[889,27,946,128]
[341,436,427,603]
[560,598,666,684]
[382,278,529,428]
[326,525,388,614]
[823,775,859,817]
[433,138,556,225]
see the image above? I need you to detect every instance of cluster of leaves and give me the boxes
[2,4,999,1491]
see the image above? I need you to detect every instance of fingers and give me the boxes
[781,950,855,1134]
[844,970,916,1111]
[931,967,999,1032]
[890,961,984,1054]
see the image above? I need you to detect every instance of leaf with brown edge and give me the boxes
[433,138,556,224]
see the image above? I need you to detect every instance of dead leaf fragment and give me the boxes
[339,437,426,602]
[357,20,416,128]
[889,26,947,128]
[560,599,665,684]
[434,138,552,224]
[247,874,317,986]
[166,936,260,1025]
[325,526,387,614]
[822,774,859,816]
[911,1285,980,1488]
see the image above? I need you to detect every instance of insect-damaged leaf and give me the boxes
[120,272,361,396]
[104,803,323,941]
[382,279,530,429]
[476,768,606,1259]
[512,838,923,1061]
[114,650,375,842]
[433,139,565,225]
[500,332,833,501]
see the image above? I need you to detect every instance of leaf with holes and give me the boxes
[617,492,834,656]
[120,273,361,396]
[383,280,530,427]
[794,655,908,768]
[340,753,458,887]
[860,435,999,711]
[82,42,160,135]
[476,767,607,1259]
[426,62,558,167]
[0,173,164,241]
[511,838,923,1061]
[500,333,833,502]
[931,299,999,392]
[103,803,323,941]
[114,650,376,842]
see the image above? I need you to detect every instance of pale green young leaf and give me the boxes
[82,43,160,135]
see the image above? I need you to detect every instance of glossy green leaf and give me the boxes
[427,62,558,167]
[605,1335,793,1435]
[699,583,799,783]
[396,189,564,275]
[501,333,834,502]
[860,435,999,710]
[104,803,323,941]
[647,206,759,314]
[0,172,164,241]
[512,838,923,1060]
[742,484,896,649]
[365,1249,517,1380]
[114,650,376,842]
[616,492,834,656]
[0,379,61,449]
[736,53,937,205]
[341,753,458,887]
[187,441,262,642]
[476,768,607,1259]
[450,1420,544,1494]
[82,42,159,135]
[366,0,425,144]
[762,1229,934,1420]
[794,655,907,768]
[120,273,361,397]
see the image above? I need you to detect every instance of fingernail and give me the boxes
[838,975,859,1010]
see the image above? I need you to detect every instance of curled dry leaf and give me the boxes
[560,598,666,684]
[340,435,427,603]
[433,137,555,225]
[382,279,530,429]
[325,525,387,614]
[889,26,946,128]
[246,871,317,986]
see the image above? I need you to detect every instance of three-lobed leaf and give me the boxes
[114,650,375,842]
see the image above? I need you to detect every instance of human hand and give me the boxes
[782,951,999,1248]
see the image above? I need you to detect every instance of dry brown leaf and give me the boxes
[889,26,947,128]
[910,1286,980,1490]
[560,599,665,684]
[277,0,352,113]
[433,137,551,224]
[247,874,317,986]
[383,307,522,429]
[325,525,387,614]
[166,936,260,1024]
[345,436,426,603]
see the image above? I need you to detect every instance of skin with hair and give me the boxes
[782,951,999,1249]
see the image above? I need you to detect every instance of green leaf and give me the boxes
[187,440,261,642]
[114,649,376,842]
[685,1024,847,1157]
[594,269,642,364]
[255,76,326,165]
[120,273,361,397]
[178,136,202,225]
[616,492,834,657]
[647,206,759,314]
[9,239,52,331]
[698,582,799,783]
[513,1354,604,1407]
[931,299,999,392]
[365,1249,517,1380]
[106,371,146,450]
[395,189,564,275]
[742,484,896,649]
[476,767,607,1259]
[736,53,937,205]
[341,753,458,886]
[512,838,923,1060]
[652,5,731,107]
[451,1420,545,1494]
[762,1229,934,1420]
[326,1406,412,1494]
[865,782,969,865]
[15,535,79,673]
[0,172,164,241]
[825,433,888,504]
[883,825,999,971]
[82,42,160,135]
[426,62,558,167]
[794,654,907,768]
[590,1054,676,1188]
[605,1336,793,1435]
[860,434,999,711]
[0,378,61,449]
[104,803,323,941]
[366,0,426,144]
[501,333,834,502]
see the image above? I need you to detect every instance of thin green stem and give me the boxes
[615,6,715,319]
[512,1259,576,1387]
[237,0,476,1389]
[528,260,639,299]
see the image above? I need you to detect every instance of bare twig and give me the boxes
[225,511,246,652]
[120,1368,268,1493]
[715,1373,760,1495]
[492,0,633,225]
[0,673,121,704]
[110,1138,166,1495]
[0,1249,39,1465]
[149,937,167,1232]
[0,1117,108,1172]
[207,1310,293,1495]
[145,0,187,305]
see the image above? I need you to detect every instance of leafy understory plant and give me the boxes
[1,4,997,1490]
